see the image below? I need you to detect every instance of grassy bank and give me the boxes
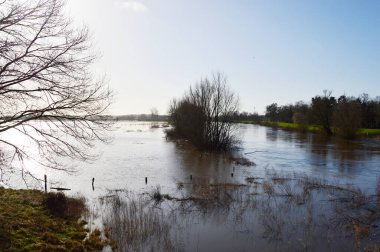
[0,188,107,251]
[240,120,380,137]
[358,128,380,137]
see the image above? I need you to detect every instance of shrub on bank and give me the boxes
[43,192,86,219]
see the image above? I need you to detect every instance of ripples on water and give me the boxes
[6,121,380,251]
[15,121,377,195]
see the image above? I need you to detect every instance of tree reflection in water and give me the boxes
[99,170,380,252]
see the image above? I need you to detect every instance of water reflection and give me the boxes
[4,122,380,195]
[245,125,380,189]
[100,171,379,252]
[4,121,379,251]
[169,140,246,185]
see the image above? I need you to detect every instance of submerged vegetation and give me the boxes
[0,188,108,251]
[102,192,173,251]
[96,171,380,252]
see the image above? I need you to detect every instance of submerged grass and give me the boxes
[102,192,173,252]
[97,172,380,251]
[0,188,108,251]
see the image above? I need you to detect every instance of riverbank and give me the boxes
[239,120,380,137]
[0,188,108,251]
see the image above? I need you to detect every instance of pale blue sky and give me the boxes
[66,0,380,115]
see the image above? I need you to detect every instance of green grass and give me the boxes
[277,122,298,128]
[358,128,380,136]
[276,122,322,132]
[239,120,380,136]
[0,188,108,251]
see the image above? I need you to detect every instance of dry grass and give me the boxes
[245,177,263,184]
[365,244,380,252]
[262,181,275,196]
[230,157,255,166]
[348,221,371,244]
[277,183,294,197]
[151,186,164,203]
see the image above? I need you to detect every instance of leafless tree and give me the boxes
[0,0,112,184]
[168,73,239,151]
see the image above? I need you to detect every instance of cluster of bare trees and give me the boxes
[168,73,239,151]
[0,0,111,183]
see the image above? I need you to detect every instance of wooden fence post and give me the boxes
[44,175,47,193]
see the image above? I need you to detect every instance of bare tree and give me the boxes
[168,73,239,151]
[0,0,112,184]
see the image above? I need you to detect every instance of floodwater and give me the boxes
[5,121,380,251]
[35,121,380,196]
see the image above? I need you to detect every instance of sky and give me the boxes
[65,0,380,115]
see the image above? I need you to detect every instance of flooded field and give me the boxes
[6,121,380,251]
[99,173,380,252]
[13,121,377,194]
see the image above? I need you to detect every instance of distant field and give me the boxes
[273,122,321,132]
[239,121,380,136]
[358,128,380,136]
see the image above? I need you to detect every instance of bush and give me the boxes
[43,193,86,219]
[43,193,67,218]
[168,73,239,151]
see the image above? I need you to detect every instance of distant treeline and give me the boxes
[113,114,169,121]
[0,114,169,122]
[233,92,380,139]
